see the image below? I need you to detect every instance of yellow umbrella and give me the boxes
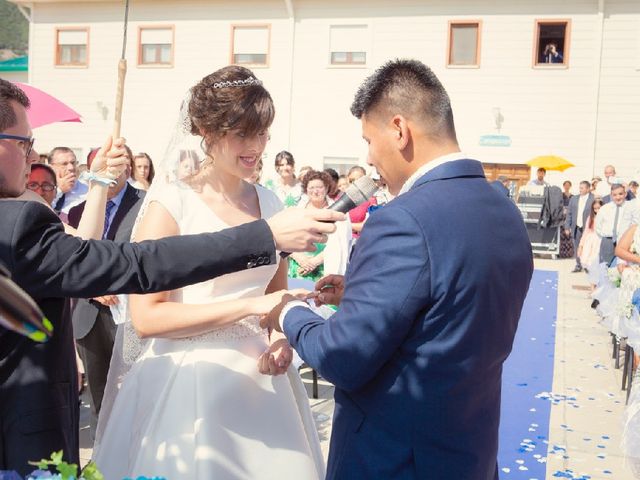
[526,155,574,172]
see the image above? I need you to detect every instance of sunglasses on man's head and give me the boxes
[0,134,35,158]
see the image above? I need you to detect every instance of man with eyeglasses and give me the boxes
[0,78,344,474]
[27,163,58,206]
[48,146,88,220]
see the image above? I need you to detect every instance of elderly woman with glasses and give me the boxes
[288,170,351,283]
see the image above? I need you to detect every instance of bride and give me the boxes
[93,66,325,479]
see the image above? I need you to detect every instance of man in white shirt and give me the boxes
[595,183,627,264]
[564,180,594,272]
[528,167,550,186]
[597,164,617,199]
[49,146,88,222]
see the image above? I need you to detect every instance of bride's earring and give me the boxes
[200,138,215,168]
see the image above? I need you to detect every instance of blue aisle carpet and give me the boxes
[498,269,558,479]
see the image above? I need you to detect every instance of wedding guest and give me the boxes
[298,165,313,183]
[528,167,549,186]
[265,150,303,207]
[596,183,629,264]
[577,199,603,277]
[629,181,639,198]
[347,165,377,240]
[289,170,351,282]
[337,174,349,193]
[592,176,603,194]
[562,180,572,206]
[26,163,57,206]
[49,146,88,220]
[324,167,341,201]
[564,180,593,271]
[130,152,155,190]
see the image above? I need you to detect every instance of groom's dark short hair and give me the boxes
[350,59,457,143]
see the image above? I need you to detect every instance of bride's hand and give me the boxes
[252,289,310,316]
[258,338,293,376]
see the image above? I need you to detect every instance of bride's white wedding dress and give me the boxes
[93,182,325,479]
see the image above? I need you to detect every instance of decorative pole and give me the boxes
[113,0,130,138]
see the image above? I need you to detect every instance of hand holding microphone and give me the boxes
[279,175,378,258]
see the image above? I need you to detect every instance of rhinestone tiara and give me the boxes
[213,77,262,89]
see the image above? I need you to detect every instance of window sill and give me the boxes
[446,64,480,69]
[54,64,88,69]
[327,64,368,69]
[137,63,174,69]
[532,64,569,70]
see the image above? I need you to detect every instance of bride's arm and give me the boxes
[130,201,279,339]
[615,225,640,264]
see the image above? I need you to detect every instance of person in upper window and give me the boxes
[541,43,563,64]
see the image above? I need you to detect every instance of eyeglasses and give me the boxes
[27,181,56,192]
[0,134,35,158]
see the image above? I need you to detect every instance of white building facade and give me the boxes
[7,0,640,188]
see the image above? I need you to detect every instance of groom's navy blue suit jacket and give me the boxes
[284,159,534,480]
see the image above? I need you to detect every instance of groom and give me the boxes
[263,59,533,479]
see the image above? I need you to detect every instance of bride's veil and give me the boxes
[94,90,205,452]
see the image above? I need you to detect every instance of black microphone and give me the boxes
[0,262,53,342]
[280,175,378,258]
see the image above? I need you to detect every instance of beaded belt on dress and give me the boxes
[182,316,266,343]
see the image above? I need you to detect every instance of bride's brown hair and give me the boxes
[189,66,275,149]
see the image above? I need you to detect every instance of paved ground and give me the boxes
[79,257,639,479]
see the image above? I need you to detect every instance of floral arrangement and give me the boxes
[0,450,166,480]
[607,267,622,288]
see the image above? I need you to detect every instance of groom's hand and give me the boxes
[309,274,345,307]
[267,208,345,252]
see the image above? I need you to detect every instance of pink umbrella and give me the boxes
[14,82,82,128]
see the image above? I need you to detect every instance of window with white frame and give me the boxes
[448,21,481,67]
[56,28,88,66]
[139,27,174,66]
[323,157,360,175]
[232,25,270,66]
[329,25,368,66]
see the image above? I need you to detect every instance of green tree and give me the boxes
[0,0,28,55]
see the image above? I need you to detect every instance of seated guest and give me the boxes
[130,152,155,191]
[289,170,351,282]
[27,163,57,206]
[49,146,88,220]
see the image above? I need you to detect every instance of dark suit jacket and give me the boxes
[0,200,275,474]
[68,184,145,339]
[283,160,534,480]
[564,193,594,233]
